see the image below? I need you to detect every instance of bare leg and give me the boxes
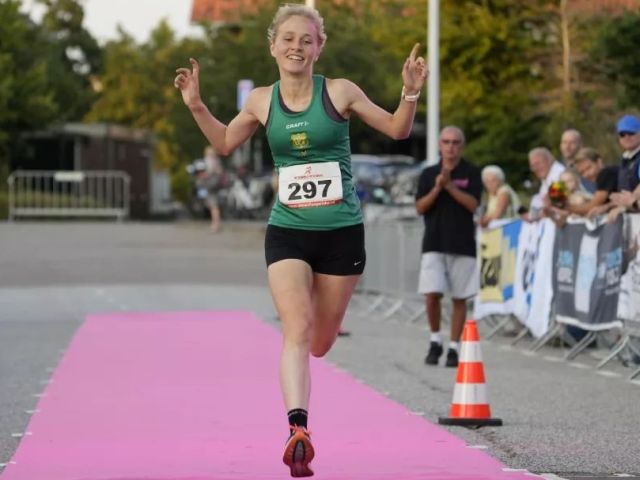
[268,260,314,411]
[425,293,442,333]
[450,298,467,342]
[309,273,360,357]
[209,205,221,232]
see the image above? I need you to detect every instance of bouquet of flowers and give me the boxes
[547,180,568,208]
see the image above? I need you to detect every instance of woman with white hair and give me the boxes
[479,165,521,228]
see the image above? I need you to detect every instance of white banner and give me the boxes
[618,214,640,324]
[513,218,556,338]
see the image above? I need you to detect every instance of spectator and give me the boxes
[559,129,583,169]
[565,147,619,218]
[607,114,640,221]
[526,147,565,222]
[479,165,521,228]
[560,170,591,206]
[546,170,591,227]
[415,126,482,368]
[197,146,224,232]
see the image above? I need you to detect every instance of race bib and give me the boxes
[278,162,343,208]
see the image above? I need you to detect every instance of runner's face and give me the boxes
[270,16,321,74]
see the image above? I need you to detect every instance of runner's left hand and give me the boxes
[402,43,428,94]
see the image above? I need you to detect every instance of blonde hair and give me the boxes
[267,4,327,48]
[559,169,582,193]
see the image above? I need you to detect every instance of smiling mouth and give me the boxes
[287,55,304,61]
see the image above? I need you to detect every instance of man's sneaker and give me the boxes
[283,425,315,477]
[445,348,459,367]
[425,342,443,365]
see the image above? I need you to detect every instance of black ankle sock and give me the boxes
[287,408,308,429]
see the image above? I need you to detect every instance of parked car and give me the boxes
[350,154,418,204]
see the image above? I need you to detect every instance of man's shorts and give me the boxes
[265,223,366,276]
[417,252,478,299]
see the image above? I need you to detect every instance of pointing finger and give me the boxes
[409,43,420,62]
[190,57,200,75]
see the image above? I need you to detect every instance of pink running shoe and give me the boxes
[282,425,315,477]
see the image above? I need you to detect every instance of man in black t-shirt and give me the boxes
[415,126,482,367]
[566,147,619,218]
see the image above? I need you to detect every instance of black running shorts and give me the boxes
[264,223,366,275]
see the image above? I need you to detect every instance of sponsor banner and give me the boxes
[554,216,624,331]
[513,219,556,338]
[618,214,640,324]
[474,219,522,319]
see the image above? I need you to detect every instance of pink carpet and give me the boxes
[1,311,535,480]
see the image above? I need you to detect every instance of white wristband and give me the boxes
[401,86,421,102]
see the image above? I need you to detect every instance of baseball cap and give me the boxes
[616,114,640,134]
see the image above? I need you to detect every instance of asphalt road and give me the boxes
[0,221,638,479]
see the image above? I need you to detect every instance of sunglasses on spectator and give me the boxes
[441,139,462,145]
[619,131,637,138]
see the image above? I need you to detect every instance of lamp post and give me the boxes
[427,0,440,166]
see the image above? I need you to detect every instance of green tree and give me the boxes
[0,0,57,181]
[437,0,557,185]
[86,21,210,202]
[37,0,102,121]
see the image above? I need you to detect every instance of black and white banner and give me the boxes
[554,216,624,331]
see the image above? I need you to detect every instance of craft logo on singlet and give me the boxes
[290,132,310,150]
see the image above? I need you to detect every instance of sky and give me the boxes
[21,0,202,44]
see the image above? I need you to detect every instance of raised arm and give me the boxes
[174,58,261,156]
[345,43,428,140]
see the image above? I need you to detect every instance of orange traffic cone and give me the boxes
[438,319,502,427]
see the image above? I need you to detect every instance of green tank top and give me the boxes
[266,75,363,230]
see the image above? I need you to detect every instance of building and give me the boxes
[571,0,639,15]
[17,123,166,219]
[191,0,261,24]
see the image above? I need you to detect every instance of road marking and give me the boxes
[596,370,622,378]
[543,355,563,362]
[568,362,590,369]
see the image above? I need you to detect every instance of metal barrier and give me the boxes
[356,214,640,380]
[353,218,431,324]
[7,170,130,221]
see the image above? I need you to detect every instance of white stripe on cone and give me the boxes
[452,383,488,404]
[459,341,483,362]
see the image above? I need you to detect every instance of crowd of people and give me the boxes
[413,115,640,369]
[478,118,640,230]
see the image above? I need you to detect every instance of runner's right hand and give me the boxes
[174,58,203,109]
